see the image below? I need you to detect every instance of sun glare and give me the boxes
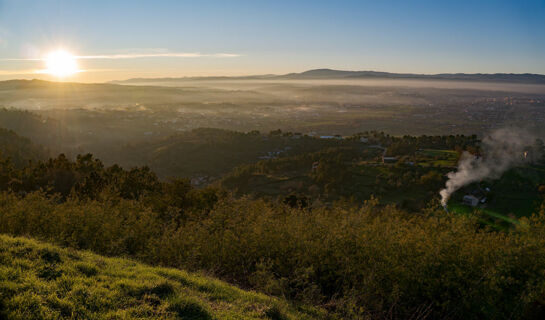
[44,50,79,78]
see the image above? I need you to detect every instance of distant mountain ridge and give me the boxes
[112,68,545,84]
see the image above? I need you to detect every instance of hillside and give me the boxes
[219,134,545,216]
[279,69,545,83]
[112,128,344,179]
[0,148,544,318]
[0,108,74,154]
[0,128,48,167]
[114,69,545,84]
[0,234,323,320]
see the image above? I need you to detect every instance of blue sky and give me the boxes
[0,0,544,81]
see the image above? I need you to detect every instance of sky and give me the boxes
[0,0,544,82]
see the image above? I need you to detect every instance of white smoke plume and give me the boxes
[440,128,540,207]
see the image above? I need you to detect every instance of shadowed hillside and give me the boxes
[0,128,48,167]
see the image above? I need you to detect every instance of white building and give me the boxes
[463,195,479,207]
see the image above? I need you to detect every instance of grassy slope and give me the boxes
[0,235,324,320]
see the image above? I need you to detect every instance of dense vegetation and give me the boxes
[219,132,545,216]
[0,160,544,318]
[0,108,68,154]
[0,128,48,167]
[115,128,345,178]
[2,192,545,319]
[0,234,322,320]
[1,128,545,319]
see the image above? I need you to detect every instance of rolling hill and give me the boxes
[278,69,545,83]
[0,128,48,167]
[0,234,323,320]
[114,69,545,84]
[108,128,344,179]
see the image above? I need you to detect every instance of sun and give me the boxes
[44,50,80,77]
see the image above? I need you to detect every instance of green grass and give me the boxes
[418,149,457,157]
[0,234,325,320]
[447,202,520,230]
[416,149,458,167]
[447,202,474,214]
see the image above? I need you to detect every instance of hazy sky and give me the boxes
[0,0,544,82]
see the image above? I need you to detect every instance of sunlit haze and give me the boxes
[0,0,544,82]
[2,1,545,318]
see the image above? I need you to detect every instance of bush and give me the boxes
[74,263,98,277]
[167,297,212,320]
[1,191,545,318]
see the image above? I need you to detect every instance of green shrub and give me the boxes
[264,304,289,320]
[74,262,98,277]
[146,282,175,299]
[39,249,61,264]
[1,191,545,318]
[37,265,62,280]
[167,296,212,320]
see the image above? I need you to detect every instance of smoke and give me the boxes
[440,128,541,207]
